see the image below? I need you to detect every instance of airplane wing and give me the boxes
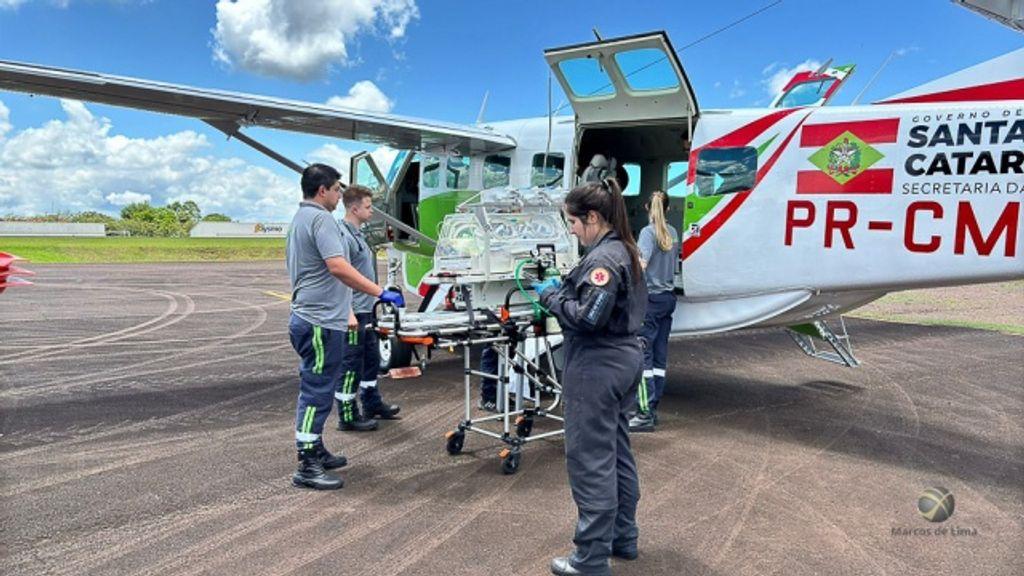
[954,0,1024,32]
[0,60,516,156]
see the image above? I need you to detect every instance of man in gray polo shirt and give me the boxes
[286,163,405,490]
[337,184,402,432]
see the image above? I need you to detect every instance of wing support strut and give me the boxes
[787,317,859,367]
[205,120,305,174]
[205,119,436,247]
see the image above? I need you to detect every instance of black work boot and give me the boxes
[338,401,378,432]
[365,402,401,420]
[313,444,348,470]
[292,450,343,490]
[628,411,655,433]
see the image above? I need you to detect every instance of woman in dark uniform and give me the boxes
[533,178,647,576]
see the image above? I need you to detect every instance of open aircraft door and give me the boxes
[349,151,426,248]
[545,32,700,289]
[544,31,699,128]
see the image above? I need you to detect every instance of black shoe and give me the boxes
[338,415,379,432]
[628,411,655,433]
[550,556,609,576]
[313,444,348,470]
[366,403,401,420]
[292,451,343,490]
[477,399,497,413]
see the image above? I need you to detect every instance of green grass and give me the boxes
[850,312,1024,336]
[1,237,286,263]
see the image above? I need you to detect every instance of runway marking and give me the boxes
[0,286,184,364]
[0,293,271,400]
[263,290,291,302]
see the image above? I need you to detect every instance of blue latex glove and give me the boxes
[531,277,561,295]
[379,289,405,308]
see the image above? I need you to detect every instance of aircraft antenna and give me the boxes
[851,50,898,106]
[476,90,489,124]
[592,27,603,41]
[676,0,782,52]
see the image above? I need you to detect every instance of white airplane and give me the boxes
[1,26,1021,368]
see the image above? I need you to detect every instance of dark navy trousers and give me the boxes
[338,311,385,422]
[289,313,344,451]
[638,291,675,412]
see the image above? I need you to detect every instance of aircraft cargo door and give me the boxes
[544,32,699,127]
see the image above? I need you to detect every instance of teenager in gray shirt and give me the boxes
[629,191,679,433]
[286,164,404,490]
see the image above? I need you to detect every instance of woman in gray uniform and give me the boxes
[534,178,647,576]
[629,190,680,433]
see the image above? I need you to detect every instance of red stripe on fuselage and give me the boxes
[799,118,900,147]
[878,78,1024,104]
[682,111,812,261]
[795,168,895,194]
[687,108,802,185]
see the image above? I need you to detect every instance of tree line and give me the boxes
[2,201,232,237]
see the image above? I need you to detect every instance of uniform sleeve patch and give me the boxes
[589,267,610,286]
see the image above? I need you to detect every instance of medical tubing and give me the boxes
[513,258,550,315]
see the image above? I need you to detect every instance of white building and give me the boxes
[190,222,288,238]
[0,222,105,237]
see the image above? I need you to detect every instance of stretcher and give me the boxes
[373,287,564,475]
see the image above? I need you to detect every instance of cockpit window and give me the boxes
[775,78,837,108]
[614,48,679,92]
[447,155,470,189]
[557,57,615,99]
[484,155,511,188]
[422,155,441,189]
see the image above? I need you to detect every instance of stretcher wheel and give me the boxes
[445,430,465,455]
[499,448,521,475]
[515,416,533,438]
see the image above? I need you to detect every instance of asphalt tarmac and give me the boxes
[0,262,1021,576]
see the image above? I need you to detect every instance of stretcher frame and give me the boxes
[374,290,564,474]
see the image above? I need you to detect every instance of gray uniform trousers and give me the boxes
[562,332,643,572]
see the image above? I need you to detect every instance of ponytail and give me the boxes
[564,178,643,284]
[648,190,673,252]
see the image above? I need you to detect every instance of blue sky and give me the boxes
[0,0,1020,220]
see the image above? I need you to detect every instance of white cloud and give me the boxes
[212,0,419,80]
[0,0,29,9]
[763,59,822,98]
[728,79,746,99]
[0,101,11,139]
[0,99,300,221]
[326,80,394,113]
[307,142,398,184]
[105,190,151,205]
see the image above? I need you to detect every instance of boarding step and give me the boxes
[787,317,859,368]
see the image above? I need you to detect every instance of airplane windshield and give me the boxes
[776,78,837,108]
